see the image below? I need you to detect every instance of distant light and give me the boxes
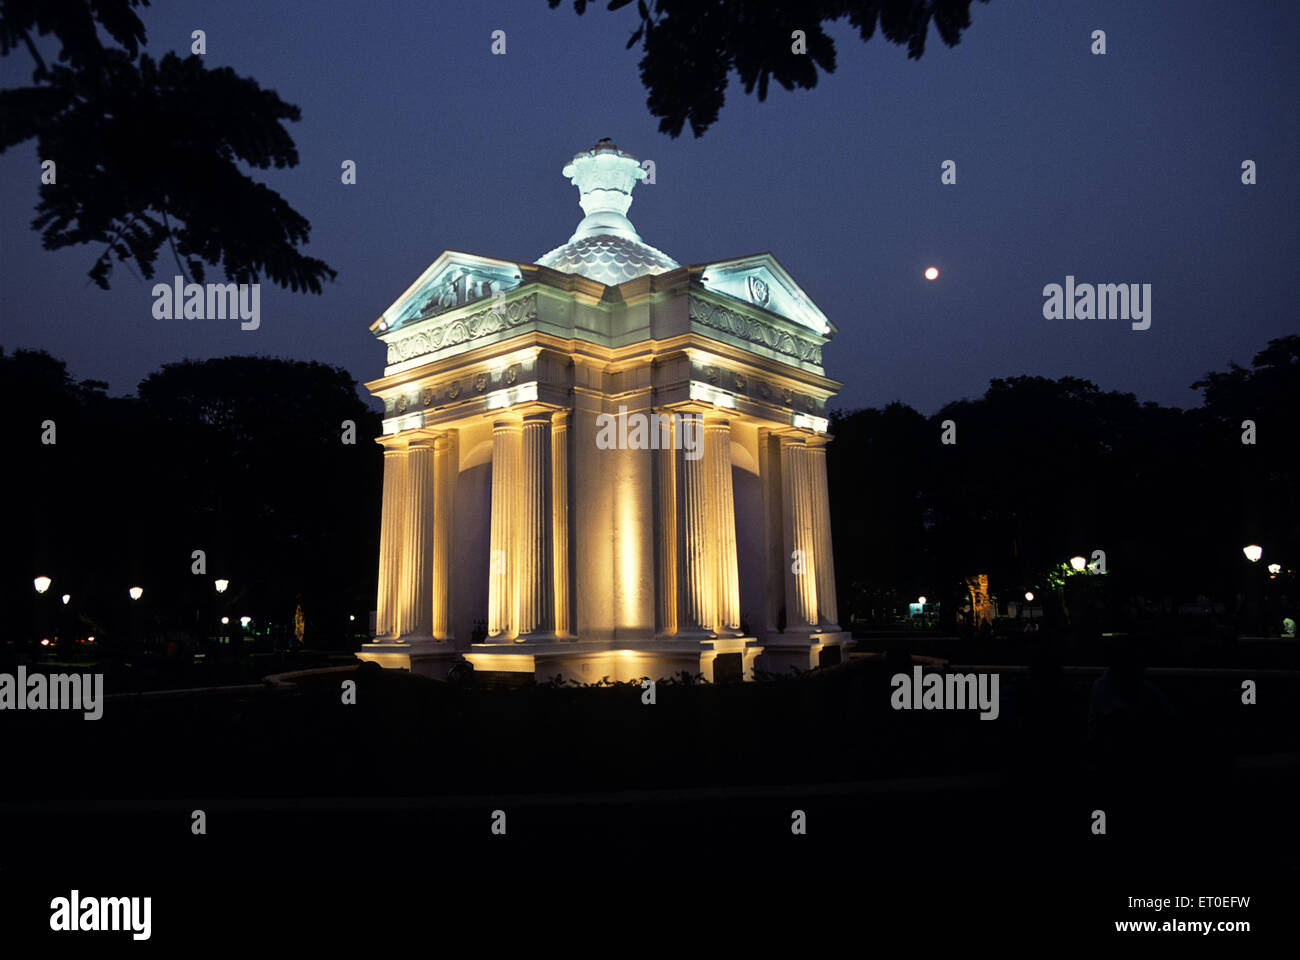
[1267,563,1281,575]
[1243,545,1263,563]
[924,267,939,281]
[917,596,927,605]
[349,615,356,621]
[86,635,95,643]
[221,616,229,625]
[34,576,52,594]
[129,586,144,600]
[61,594,71,605]
[240,616,251,628]
[214,578,229,594]
[40,638,50,646]
[1070,556,1087,572]
[1024,591,1034,602]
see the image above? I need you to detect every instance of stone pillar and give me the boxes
[780,436,818,629]
[517,414,554,638]
[488,419,521,639]
[551,412,571,636]
[706,418,741,634]
[431,432,458,641]
[375,444,407,638]
[399,439,434,639]
[655,411,678,636]
[677,412,715,636]
[807,441,839,628]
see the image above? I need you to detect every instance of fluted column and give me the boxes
[488,420,521,639]
[655,411,678,636]
[551,412,571,636]
[780,436,818,629]
[677,413,715,635]
[706,418,741,634]
[375,445,408,638]
[431,432,457,640]
[518,414,554,638]
[399,439,434,638]
[807,441,839,628]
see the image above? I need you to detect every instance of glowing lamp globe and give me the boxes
[1267,563,1281,575]
[240,616,251,628]
[1070,556,1087,572]
[61,594,71,605]
[917,596,927,605]
[34,576,52,594]
[221,616,229,625]
[129,586,144,600]
[1024,591,1034,602]
[215,578,230,594]
[1243,545,1263,563]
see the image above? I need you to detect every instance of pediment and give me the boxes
[696,254,834,336]
[372,251,526,335]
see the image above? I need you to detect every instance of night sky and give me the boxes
[2,0,1296,415]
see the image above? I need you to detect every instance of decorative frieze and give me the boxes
[688,295,823,365]
[386,293,539,365]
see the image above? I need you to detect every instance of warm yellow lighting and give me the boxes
[924,266,939,281]
[1243,545,1262,563]
[1070,556,1087,572]
[129,586,144,600]
[214,578,229,593]
[1024,591,1034,602]
[34,576,51,594]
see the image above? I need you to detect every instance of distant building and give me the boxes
[357,142,852,682]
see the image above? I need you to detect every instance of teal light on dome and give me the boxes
[536,140,678,286]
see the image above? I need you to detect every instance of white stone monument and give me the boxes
[357,140,853,682]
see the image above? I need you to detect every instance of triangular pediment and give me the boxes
[695,253,834,336]
[372,251,526,335]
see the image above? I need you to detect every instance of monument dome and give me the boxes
[535,140,679,286]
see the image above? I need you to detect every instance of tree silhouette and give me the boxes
[550,0,990,137]
[0,0,336,291]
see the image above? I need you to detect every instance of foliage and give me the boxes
[550,0,990,136]
[0,0,336,291]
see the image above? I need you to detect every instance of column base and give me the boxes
[757,630,854,674]
[357,638,464,679]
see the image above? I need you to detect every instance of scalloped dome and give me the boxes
[537,234,679,286]
[535,140,679,286]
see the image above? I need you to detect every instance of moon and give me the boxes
[924,266,940,281]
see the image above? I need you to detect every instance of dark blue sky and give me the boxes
[2,0,1297,414]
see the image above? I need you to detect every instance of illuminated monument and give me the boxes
[357,141,852,682]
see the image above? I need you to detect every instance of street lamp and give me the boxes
[240,616,251,628]
[214,578,229,594]
[129,586,144,600]
[1267,563,1281,577]
[61,594,71,605]
[34,576,52,594]
[1243,545,1263,563]
[1070,556,1087,572]
[917,596,927,605]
